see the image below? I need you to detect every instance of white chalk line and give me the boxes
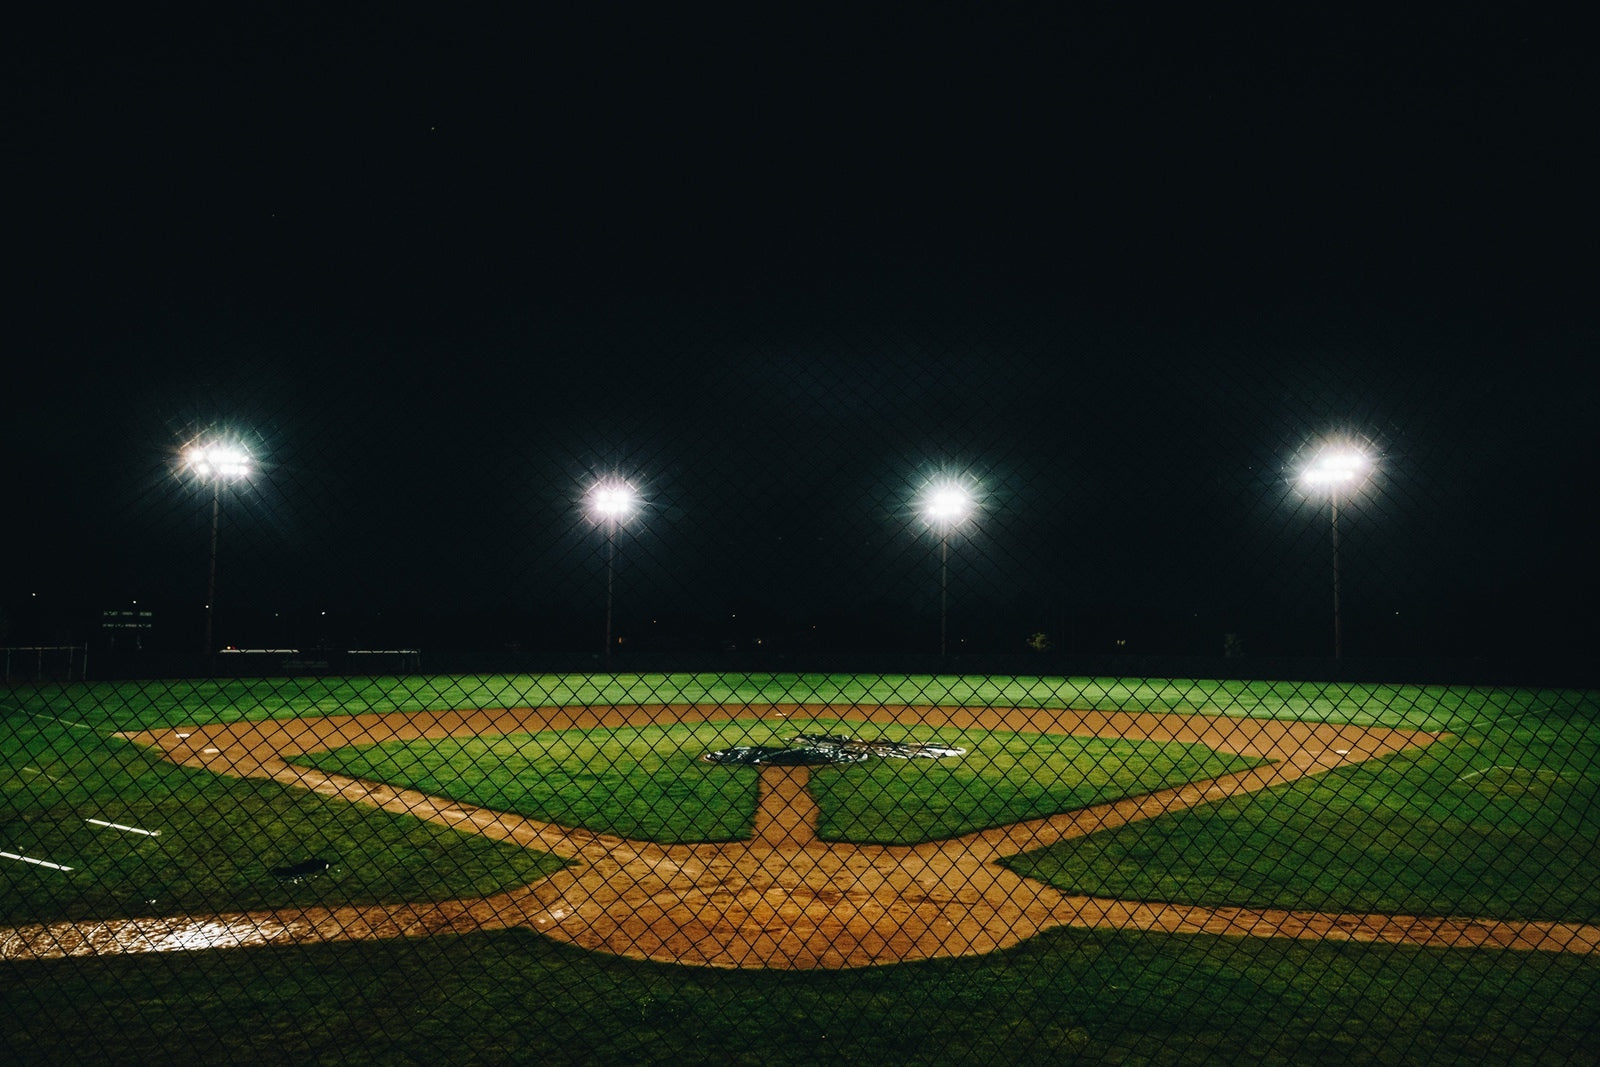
[26,713,95,731]
[2,914,307,958]
[1,851,74,872]
[1456,765,1577,784]
[85,818,161,837]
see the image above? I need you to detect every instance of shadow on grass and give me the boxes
[3,927,1598,1066]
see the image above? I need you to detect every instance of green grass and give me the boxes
[1,713,563,926]
[292,717,1262,845]
[3,927,1597,1066]
[803,720,1261,844]
[1006,697,1600,923]
[9,671,1586,734]
[295,721,772,844]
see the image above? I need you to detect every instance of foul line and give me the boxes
[85,818,161,837]
[28,713,94,731]
[1,851,74,872]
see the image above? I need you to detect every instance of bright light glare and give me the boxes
[1301,448,1370,488]
[588,480,638,521]
[186,443,252,481]
[922,481,976,526]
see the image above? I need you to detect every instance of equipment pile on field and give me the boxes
[701,733,966,766]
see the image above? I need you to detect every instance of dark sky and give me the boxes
[6,4,1597,666]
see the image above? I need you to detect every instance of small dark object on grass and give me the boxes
[270,858,332,883]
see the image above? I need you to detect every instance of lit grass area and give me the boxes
[289,718,1263,845]
[293,720,776,844]
[0,715,564,926]
[798,719,1261,844]
[4,927,1598,1065]
[1007,699,1600,923]
[7,672,1584,734]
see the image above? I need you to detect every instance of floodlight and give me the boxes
[184,438,255,667]
[1300,448,1369,488]
[916,474,980,660]
[1298,442,1376,659]
[585,476,642,669]
[587,479,639,523]
[186,443,252,481]
[924,485,975,524]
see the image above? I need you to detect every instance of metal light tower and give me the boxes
[1300,446,1371,659]
[920,478,977,662]
[185,441,252,666]
[586,477,639,670]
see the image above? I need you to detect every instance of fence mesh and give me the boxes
[8,6,1599,1065]
[5,334,1597,1064]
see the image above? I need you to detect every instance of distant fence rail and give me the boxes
[215,648,423,675]
[1,645,87,684]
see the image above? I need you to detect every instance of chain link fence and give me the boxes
[4,335,1598,1064]
[8,5,1599,1064]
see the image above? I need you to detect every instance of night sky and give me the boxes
[7,5,1597,675]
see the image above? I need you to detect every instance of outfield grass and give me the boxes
[1007,697,1600,923]
[8,670,1572,733]
[291,718,1263,845]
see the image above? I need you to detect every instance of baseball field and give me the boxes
[3,672,1599,1064]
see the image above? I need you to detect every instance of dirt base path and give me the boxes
[9,704,1600,968]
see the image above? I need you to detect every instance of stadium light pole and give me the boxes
[185,441,252,668]
[920,479,976,662]
[587,478,639,670]
[1299,446,1371,659]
